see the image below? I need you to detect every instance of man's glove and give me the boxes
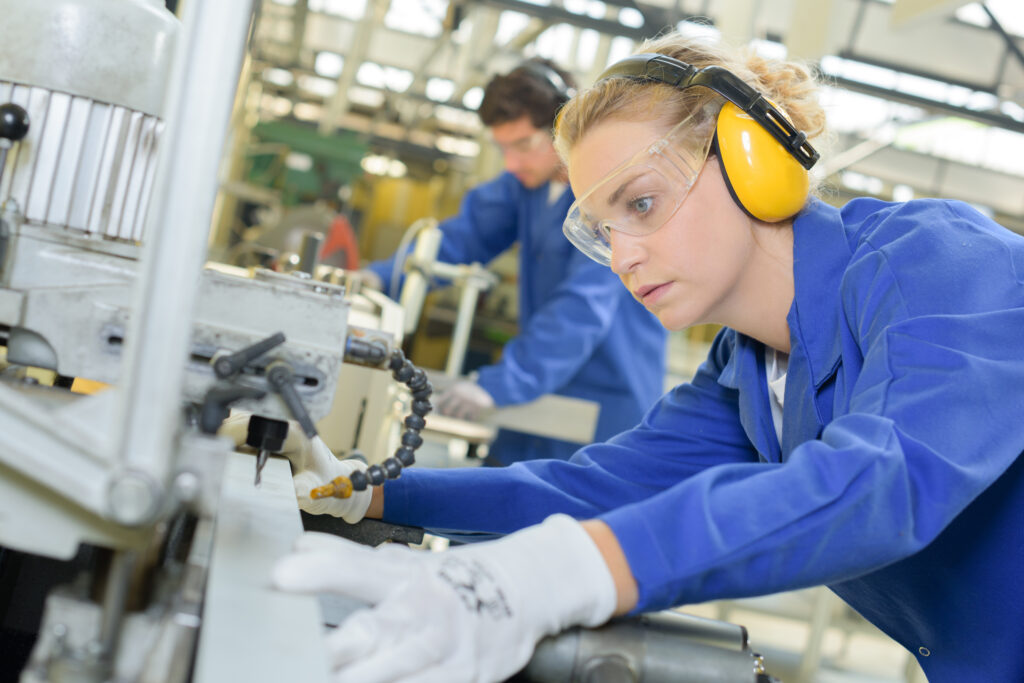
[434,379,495,422]
[219,414,372,523]
[271,514,617,683]
[352,268,384,292]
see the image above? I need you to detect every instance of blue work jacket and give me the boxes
[369,171,667,461]
[384,198,1024,682]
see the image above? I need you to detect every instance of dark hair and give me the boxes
[477,59,577,130]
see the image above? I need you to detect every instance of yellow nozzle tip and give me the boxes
[308,476,353,500]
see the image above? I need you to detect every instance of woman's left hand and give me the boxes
[271,514,617,683]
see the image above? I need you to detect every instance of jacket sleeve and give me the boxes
[476,250,630,405]
[367,174,520,298]
[382,331,760,531]
[602,202,1024,612]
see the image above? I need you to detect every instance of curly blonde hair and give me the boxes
[555,32,827,191]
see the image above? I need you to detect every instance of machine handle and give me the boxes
[212,331,286,379]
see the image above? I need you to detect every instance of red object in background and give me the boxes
[320,213,360,270]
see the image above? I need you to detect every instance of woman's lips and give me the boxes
[634,282,671,304]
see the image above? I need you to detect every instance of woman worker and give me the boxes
[267,31,1024,683]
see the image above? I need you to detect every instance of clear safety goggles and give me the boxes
[562,101,720,266]
[490,129,552,158]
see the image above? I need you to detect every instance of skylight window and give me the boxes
[356,62,414,93]
[309,0,365,20]
[619,8,644,29]
[435,105,480,130]
[496,11,532,45]
[841,171,884,195]
[750,39,787,60]
[606,36,635,67]
[577,29,600,68]
[957,2,1024,36]
[314,52,345,79]
[564,0,608,20]
[894,118,1024,177]
[436,135,480,157]
[263,68,294,87]
[676,19,720,43]
[385,0,447,37]
[534,24,574,64]
[894,72,953,103]
[426,77,455,103]
[298,75,338,98]
[462,87,484,111]
[349,86,385,108]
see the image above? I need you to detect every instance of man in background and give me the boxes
[366,59,667,464]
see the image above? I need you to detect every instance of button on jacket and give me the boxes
[384,197,1024,682]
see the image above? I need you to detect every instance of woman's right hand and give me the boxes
[219,413,373,523]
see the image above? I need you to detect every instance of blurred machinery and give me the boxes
[0,2,774,682]
[0,1,410,681]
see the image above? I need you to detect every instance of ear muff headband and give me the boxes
[517,61,576,105]
[596,54,819,222]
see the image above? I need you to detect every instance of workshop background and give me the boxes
[206,2,1023,681]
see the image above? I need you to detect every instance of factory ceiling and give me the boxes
[247,0,1024,231]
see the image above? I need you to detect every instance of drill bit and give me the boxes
[254,448,269,486]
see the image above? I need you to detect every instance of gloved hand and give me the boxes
[434,379,495,421]
[271,514,617,683]
[219,413,372,523]
[352,268,384,292]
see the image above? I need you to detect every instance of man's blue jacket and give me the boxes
[369,171,667,462]
[382,198,1024,682]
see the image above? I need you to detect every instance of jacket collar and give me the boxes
[787,199,852,388]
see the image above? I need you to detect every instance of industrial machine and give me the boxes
[0,2,776,682]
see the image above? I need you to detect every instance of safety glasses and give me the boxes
[490,129,552,158]
[562,100,720,266]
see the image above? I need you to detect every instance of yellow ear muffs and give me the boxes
[715,101,809,223]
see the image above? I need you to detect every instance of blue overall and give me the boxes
[383,198,1024,682]
[370,171,667,462]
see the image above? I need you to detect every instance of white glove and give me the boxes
[219,413,372,523]
[434,379,495,421]
[353,268,384,291]
[271,514,617,683]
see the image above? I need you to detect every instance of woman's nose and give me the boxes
[609,229,647,275]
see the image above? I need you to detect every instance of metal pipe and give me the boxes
[446,275,481,377]
[114,0,256,524]
[96,549,139,664]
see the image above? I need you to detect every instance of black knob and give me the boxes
[0,103,29,143]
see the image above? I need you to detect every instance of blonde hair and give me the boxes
[555,32,827,190]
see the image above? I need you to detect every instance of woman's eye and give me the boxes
[627,195,654,215]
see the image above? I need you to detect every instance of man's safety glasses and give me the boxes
[562,102,719,266]
[491,129,552,158]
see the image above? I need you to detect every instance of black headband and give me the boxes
[597,54,819,170]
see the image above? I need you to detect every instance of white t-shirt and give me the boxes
[765,347,789,446]
[548,180,566,205]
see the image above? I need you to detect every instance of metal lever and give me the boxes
[266,360,317,438]
[211,331,286,379]
[0,103,30,190]
[198,384,267,435]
